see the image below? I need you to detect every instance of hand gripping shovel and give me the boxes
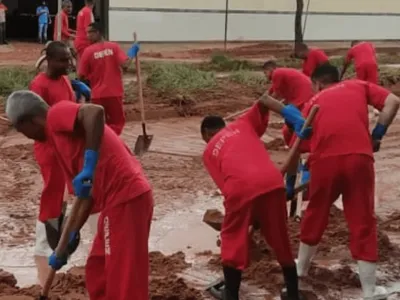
[38,196,90,300]
[132,32,153,156]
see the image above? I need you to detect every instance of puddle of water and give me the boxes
[2,192,400,299]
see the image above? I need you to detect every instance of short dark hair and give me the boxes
[88,22,103,35]
[262,60,277,69]
[311,63,340,84]
[43,41,68,59]
[351,40,359,47]
[201,116,226,134]
[86,0,94,4]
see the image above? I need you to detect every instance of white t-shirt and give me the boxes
[0,8,6,24]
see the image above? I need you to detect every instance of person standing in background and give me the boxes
[78,22,140,135]
[0,0,7,45]
[53,0,74,44]
[74,0,95,61]
[37,1,51,44]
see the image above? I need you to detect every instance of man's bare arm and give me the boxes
[76,104,105,151]
[377,94,400,127]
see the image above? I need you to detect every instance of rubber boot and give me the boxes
[357,261,388,300]
[295,242,318,277]
[222,266,241,300]
[280,265,305,300]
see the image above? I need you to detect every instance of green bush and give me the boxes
[202,53,260,72]
[146,63,217,91]
[0,68,35,97]
[229,71,267,87]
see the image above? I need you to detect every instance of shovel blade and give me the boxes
[134,134,153,156]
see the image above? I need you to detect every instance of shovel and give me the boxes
[39,196,91,300]
[132,32,153,156]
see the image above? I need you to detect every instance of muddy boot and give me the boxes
[357,261,388,300]
[222,266,241,300]
[280,265,306,300]
[296,242,318,277]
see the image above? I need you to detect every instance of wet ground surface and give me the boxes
[2,41,400,299]
[1,110,400,299]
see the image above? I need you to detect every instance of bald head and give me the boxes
[6,91,49,125]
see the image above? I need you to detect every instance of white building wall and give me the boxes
[108,0,400,42]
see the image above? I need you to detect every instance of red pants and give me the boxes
[301,154,377,261]
[86,191,154,300]
[34,142,66,222]
[356,63,378,84]
[221,188,294,270]
[92,97,126,136]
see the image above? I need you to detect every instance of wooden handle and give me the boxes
[133,32,145,124]
[280,105,319,174]
[224,108,251,121]
[40,198,84,298]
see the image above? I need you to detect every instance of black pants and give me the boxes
[0,23,5,44]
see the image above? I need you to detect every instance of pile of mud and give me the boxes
[0,252,204,300]
[207,206,400,295]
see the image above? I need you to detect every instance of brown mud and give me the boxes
[206,206,400,297]
[0,252,204,300]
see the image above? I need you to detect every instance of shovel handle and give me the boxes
[280,105,319,174]
[40,197,85,298]
[224,108,251,121]
[133,32,145,125]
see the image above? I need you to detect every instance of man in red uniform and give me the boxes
[201,91,312,300]
[79,22,139,135]
[74,0,94,60]
[263,61,314,147]
[29,41,76,287]
[297,64,399,299]
[295,43,329,77]
[53,0,74,43]
[6,92,153,300]
[340,41,378,84]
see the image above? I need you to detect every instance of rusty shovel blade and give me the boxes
[133,134,153,156]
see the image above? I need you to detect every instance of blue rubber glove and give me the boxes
[71,79,91,102]
[286,174,296,200]
[281,105,312,139]
[48,252,68,271]
[371,123,387,141]
[300,163,310,185]
[72,150,98,198]
[127,43,140,59]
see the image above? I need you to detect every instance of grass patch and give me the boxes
[0,67,35,97]
[146,63,217,92]
[379,67,400,86]
[200,53,261,72]
[228,70,266,87]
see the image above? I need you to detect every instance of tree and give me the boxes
[294,0,304,56]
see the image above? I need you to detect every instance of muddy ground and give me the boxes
[1,41,400,299]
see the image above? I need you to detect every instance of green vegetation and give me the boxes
[228,70,266,87]
[0,67,35,97]
[200,53,260,72]
[146,63,217,92]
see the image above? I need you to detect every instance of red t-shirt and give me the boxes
[302,79,389,164]
[345,42,377,69]
[30,73,75,105]
[203,103,284,213]
[75,6,94,44]
[53,10,70,41]
[30,73,76,221]
[269,68,314,108]
[79,41,128,99]
[46,101,151,211]
[302,48,329,77]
